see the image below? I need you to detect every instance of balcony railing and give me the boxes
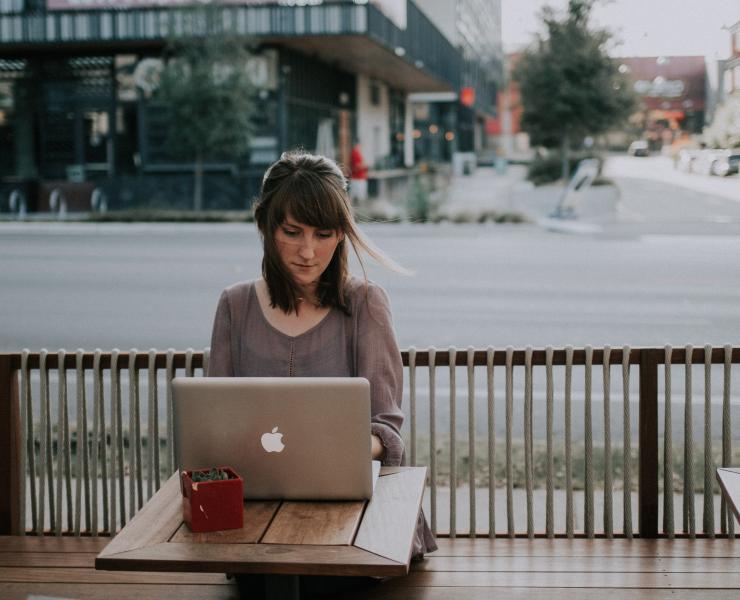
[1,345,737,539]
[0,1,461,91]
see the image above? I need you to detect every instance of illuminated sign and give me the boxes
[633,78,685,98]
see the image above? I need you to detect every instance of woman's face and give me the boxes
[274,213,344,288]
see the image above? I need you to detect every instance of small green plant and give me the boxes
[191,468,229,482]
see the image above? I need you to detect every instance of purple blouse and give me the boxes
[207,277,436,556]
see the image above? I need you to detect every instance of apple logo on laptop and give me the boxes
[261,426,285,453]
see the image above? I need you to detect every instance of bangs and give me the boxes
[270,171,346,231]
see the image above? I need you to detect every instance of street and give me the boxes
[2,156,739,441]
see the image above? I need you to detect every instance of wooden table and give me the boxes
[96,466,426,598]
[716,467,740,524]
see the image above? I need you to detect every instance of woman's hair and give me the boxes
[253,150,404,315]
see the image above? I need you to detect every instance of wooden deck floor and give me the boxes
[1,536,738,599]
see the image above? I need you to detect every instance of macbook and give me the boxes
[173,377,380,500]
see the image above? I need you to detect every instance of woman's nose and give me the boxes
[298,238,316,259]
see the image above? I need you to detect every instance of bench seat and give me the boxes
[2,536,739,599]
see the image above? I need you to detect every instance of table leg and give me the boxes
[265,574,300,600]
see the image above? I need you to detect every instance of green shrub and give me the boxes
[527,153,604,186]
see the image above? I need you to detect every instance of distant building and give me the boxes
[0,0,498,211]
[715,19,740,113]
[616,56,707,148]
[409,0,504,163]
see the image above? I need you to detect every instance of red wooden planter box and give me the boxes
[181,466,244,533]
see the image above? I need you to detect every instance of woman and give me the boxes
[207,151,436,562]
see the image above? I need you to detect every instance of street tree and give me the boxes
[153,20,257,211]
[513,0,636,180]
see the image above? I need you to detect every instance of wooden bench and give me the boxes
[4,536,740,599]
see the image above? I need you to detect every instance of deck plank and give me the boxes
[0,566,229,584]
[415,555,740,573]
[396,571,740,588]
[0,583,238,600]
[353,587,740,600]
[432,538,740,558]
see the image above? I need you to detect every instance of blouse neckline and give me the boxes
[250,282,335,341]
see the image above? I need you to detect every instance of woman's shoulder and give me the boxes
[344,276,392,310]
[219,279,258,306]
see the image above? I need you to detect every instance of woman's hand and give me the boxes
[371,434,385,461]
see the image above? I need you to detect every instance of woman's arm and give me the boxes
[356,283,405,466]
[207,290,234,377]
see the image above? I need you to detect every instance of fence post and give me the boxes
[0,354,22,535]
[639,349,660,538]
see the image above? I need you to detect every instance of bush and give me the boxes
[527,153,604,186]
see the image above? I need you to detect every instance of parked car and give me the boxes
[627,140,649,157]
[710,150,740,176]
[691,149,727,176]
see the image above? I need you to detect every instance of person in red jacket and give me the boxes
[349,141,368,205]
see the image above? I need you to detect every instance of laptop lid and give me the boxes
[173,377,375,500]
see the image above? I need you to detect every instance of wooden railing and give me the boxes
[0,346,737,538]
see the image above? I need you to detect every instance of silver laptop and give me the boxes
[173,377,380,500]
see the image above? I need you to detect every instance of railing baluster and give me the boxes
[564,346,574,538]
[524,346,533,539]
[683,344,695,537]
[21,350,34,534]
[486,347,495,538]
[466,347,475,538]
[622,345,632,538]
[505,346,514,537]
[584,345,594,538]
[703,344,714,537]
[74,350,86,535]
[428,347,437,536]
[203,346,210,377]
[663,345,674,538]
[166,349,176,476]
[545,346,554,538]
[603,345,612,539]
[721,344,734,538]
[185,348,194,377]
[147,350,157,498]
[130,349,144,515]
[409,347,417,467]
[91,350,103,535]
[39,349,53,535]
[448,346,457,539]
[55,350,66,536]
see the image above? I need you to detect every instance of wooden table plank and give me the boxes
[396,571,740,588]
[98,542,406,577]
[0,583,239,600]
[354,467,427,565]
[262,501,365,545]
[717,468,740,523]
[432,538,740,558]
[170,501,280,544]
[98,473,181,558]
[414,555,740,573]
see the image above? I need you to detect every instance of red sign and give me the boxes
[460,87,475,107]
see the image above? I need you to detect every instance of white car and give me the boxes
[627,140,649,157]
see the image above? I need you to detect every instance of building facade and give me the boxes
[0,0,499,211]
[616,56,707,148]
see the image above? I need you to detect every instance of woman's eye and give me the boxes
[317,231,334,239]
[282,229,299,237]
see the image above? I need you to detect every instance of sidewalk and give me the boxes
[440,164,619,225]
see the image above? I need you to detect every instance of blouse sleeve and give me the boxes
[356,283,405,466]
[207,290,234,377]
